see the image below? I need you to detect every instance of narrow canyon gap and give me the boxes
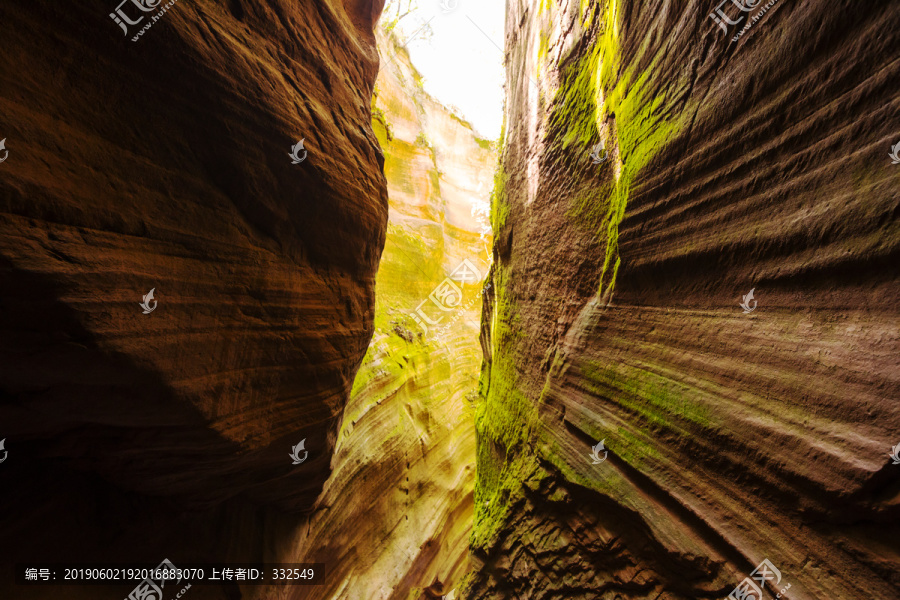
[0,1,898,600]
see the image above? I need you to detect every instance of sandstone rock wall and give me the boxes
[0,0,386,597]
[468,1,900,599]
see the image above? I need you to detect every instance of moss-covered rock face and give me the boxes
[287,28,495,600]
[468,1,900,599]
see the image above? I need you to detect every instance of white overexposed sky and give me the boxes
[384,0,506,140]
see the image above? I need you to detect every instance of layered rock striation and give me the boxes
[468,1,900,599]
[285,28,495,600]
[0,0,387,596]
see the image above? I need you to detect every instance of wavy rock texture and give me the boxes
[285,29,494,600]
[0,0,386,596]
[468,1,900,599]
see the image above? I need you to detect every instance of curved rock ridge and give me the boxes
[0,0,387,590]
[468,1,900,599]
[285,27,495,600]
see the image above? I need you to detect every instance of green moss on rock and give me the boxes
[552,0,686,301]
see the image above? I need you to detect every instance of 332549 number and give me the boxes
[272,568,314,581]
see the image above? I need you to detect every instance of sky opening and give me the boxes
[382,0,506,140]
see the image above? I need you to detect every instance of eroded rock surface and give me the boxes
[286,29,494,600]
[0,0,386,595]
[468,1,900,599]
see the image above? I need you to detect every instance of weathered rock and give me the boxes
[0,0,386,594]
[285,29,493,600]
[468,1,900,599]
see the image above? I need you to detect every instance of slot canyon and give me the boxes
[0,1,898,599]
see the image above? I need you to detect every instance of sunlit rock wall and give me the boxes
[0,0,386,597]
[467,1,900,599]
[286,28,495,600]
